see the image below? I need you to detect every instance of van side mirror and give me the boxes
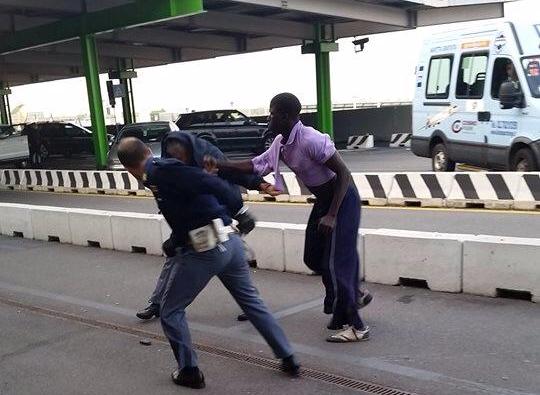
[499,81,525,109]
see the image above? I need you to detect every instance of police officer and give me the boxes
[136,131,273,321]
[117,137,299,389]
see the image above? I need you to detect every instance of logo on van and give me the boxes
[494,33,506,54]
[452,120,462,133]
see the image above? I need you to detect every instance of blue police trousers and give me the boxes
[159,234,294,369]
[150,239,255,305]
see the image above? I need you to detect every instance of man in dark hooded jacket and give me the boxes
[136,131,274,320]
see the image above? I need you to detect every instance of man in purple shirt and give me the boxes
[205,93,371,342]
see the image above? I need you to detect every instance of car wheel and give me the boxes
[431,143,456,172]
[510,148,537,171]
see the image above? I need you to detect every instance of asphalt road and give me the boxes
[1,147,432,172]
[1,236,538,395]
[1,189,538,238]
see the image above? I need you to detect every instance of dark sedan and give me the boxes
[176,110,274,154]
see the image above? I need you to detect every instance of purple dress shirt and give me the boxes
[252,121,336,191]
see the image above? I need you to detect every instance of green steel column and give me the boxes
[315,49,333,137]
[81,34,108,169]
[302,24,337,138]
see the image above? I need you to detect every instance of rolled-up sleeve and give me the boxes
[251,138,279,176]
[307,133,336,164]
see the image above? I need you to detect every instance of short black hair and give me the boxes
[117,137,148,168]
[270,93,302,117]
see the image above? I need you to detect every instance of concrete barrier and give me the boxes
[111,212,163,255]
[283,224,313,275]
[0,203,33,238]
[2,169,540,211]
[463,235,540,303]
[352,173,394,206]
[347,134,374,149]
[69,209,113,249]
[1,203,539,303]
[446,173,522,209]
[31,206,71,243]
[364,229,464,292]
[387,173,454,207]
[244,222,285,272]
[513,173,540,210]
[160,217,172,243]
[389,133,411,148]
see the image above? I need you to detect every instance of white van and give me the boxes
[412,21,540,171]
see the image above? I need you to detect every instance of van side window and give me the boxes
[426,56,453,99]
[491,58,519,98]
[456,53,488,99]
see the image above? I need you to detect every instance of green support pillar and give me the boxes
[81,34,108,169]
[0,82,9,125]
[302,24,338,138]
[315,50,332,136]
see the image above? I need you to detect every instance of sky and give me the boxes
[7,0,537,121]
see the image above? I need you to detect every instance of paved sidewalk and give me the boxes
[0,236,538,395]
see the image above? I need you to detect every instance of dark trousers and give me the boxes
[304,185,365,330]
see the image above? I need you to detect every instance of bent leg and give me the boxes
[218,236,294,359]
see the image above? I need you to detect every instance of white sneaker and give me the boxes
[326,326,370,343]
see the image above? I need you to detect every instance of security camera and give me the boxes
[353,37,369,53]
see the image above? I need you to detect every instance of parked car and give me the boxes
[21,122,112,164]
[107,121,179,169]
[0,124,30,167]
[175,110,274,153]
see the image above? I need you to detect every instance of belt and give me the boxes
[188,221,234,252]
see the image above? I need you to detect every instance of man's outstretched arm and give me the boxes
[205,157,254,175]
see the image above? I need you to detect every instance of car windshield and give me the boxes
[119,125,169,143]
[522,56,540,98]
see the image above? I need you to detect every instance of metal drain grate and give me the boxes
[197,343,417,395]
[0,297,417,395]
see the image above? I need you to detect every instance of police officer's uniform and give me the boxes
[143,157,294,372]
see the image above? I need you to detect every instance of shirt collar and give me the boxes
[282,121,302,146]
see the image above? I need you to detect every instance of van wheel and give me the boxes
[510,148,537,171]
[431,143,456,172]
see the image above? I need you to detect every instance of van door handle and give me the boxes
[477,111,491,122]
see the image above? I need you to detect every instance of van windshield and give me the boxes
[522,56,540,98]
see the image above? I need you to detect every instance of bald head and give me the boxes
[117,137,152,169]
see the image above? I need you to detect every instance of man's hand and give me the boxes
[235,207,256,235]
[318,214,337,236]
[259,182,282,197]
[203,155,219,175]
[162,237,177,257]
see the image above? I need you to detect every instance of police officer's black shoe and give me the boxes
[136,303,160,320]
[172,367,205,389]
[237,312,248,321]
[281,355,301,377]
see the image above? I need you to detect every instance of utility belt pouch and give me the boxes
[188,219,229,252]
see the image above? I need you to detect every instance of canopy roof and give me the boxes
[0,0,509,86]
